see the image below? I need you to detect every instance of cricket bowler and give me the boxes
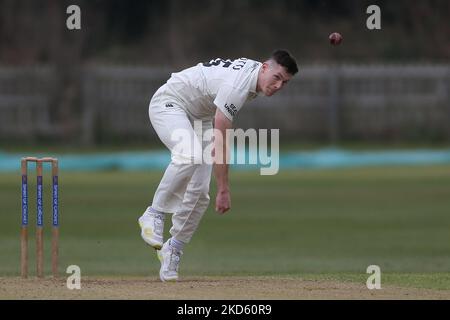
[138,49,298,281]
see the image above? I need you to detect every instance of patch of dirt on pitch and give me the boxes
[1,276,449,299]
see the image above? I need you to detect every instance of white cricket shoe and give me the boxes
[138,207,164,250]
[157,240,182,282]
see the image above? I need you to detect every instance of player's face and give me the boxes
[259,62,293,96]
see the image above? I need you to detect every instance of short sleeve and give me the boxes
[214,84,248,121]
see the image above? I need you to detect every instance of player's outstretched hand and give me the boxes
[215,190,231,214]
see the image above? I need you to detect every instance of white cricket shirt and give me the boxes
[164,58,261,121]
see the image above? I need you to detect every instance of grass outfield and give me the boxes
[1,165,449,290]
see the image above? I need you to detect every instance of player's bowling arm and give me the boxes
[213,109,232,214]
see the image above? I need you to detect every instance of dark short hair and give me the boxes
[270,49,298,75]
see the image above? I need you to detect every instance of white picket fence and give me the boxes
[0,64,449,144]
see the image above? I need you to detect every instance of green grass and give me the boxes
[1,165,450,290]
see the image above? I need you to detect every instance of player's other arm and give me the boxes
[213,108,232,214]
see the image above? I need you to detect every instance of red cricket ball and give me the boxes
[329,32,343,46]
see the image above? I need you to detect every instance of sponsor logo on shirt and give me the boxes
[165,103,174,108]
[224,103,237,117]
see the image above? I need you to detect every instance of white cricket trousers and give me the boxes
[148,85,213,243]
